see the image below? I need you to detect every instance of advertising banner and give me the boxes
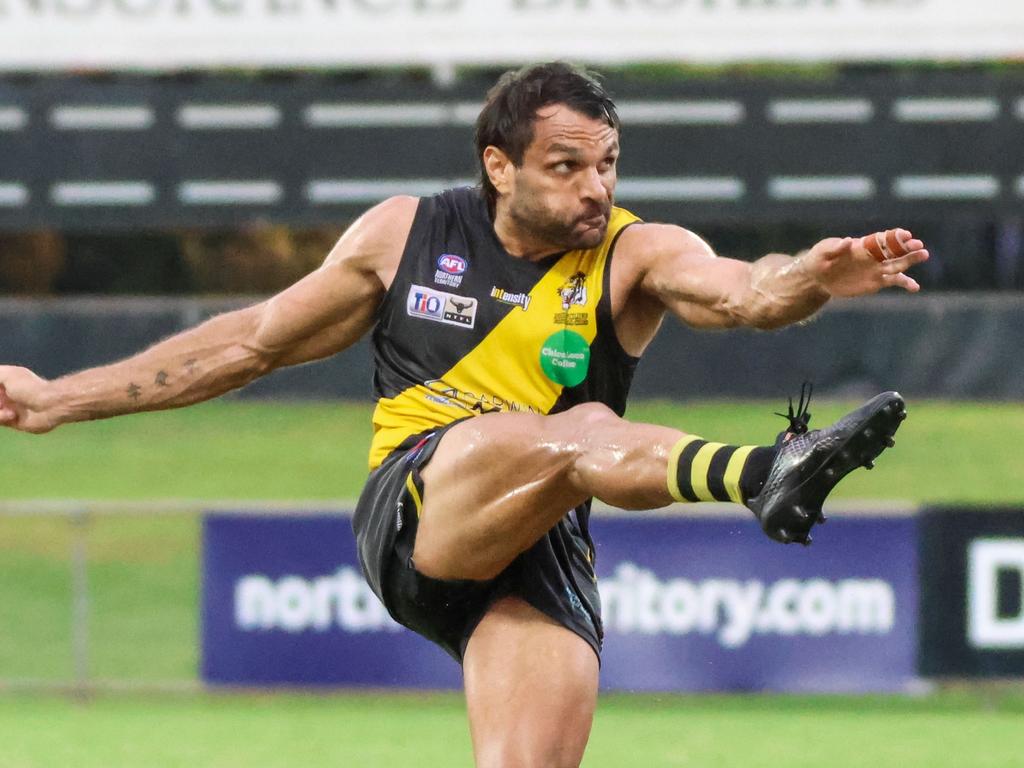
[202,510,918,691]
[1,0,1022,71]
[919,507,1024,677]
[202,513,462,688]
[593,515,918,692]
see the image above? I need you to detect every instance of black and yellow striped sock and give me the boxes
[667,436,776,504]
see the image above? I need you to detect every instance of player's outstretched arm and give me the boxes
[0,196,416,434]
[627,223,929,330]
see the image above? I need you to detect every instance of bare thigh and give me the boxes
[413,404,680,580]
[464,597,599,768]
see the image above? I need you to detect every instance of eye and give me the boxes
[552,160,575,174]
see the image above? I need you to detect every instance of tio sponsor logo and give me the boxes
[234,568,401,634]
[598,563,895,649]
[968,538,1024,649]
[407,284,477,328]
[409,288,444,319]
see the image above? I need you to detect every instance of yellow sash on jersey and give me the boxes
[368,207,640,469]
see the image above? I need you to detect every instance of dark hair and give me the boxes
[474,62,619,211]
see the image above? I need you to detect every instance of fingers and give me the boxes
[860,229,923,263]
[882,272,921,293]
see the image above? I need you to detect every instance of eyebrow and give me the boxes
[546,141,620,157]
[546,143,583,158]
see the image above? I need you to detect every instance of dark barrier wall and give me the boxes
[919,507,1024,677]
[1,69,1023,231]
[3,294,1023,400]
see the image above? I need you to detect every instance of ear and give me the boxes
[483,146,515,197]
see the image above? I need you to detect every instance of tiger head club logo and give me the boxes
[555,271,589,326]
[557,271,588,311]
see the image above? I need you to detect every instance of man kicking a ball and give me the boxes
[0,63,927,767]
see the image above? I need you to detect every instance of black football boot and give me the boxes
[747,386,907,545]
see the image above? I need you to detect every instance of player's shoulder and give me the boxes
[615,219,716,263]
[323,195,419,274]
[361,195,421,226]
[346,195,419,244]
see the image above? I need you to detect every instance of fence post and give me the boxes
[70,506,91,697]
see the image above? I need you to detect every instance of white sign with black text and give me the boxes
[0,0,1022,70]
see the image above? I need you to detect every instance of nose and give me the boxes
[580,166,610,204]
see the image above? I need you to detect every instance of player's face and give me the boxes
[507,104,619,251]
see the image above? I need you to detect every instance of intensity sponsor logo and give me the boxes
[599,563,895,648]
[434,253,467,288]
[234,568,401,634]
[407,284,477,329]
[490,286,531,311]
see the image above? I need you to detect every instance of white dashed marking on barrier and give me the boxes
[50,106,154,130]
[616,177,746,201]
[306,178,471,203]
[769,176,876,200]
[51,182,155,206]
[178,180,283,205]
[893,175,1000,199]
[0,183,29,207]
[617,101,745,125]
[178,104,282,130]
[0,107,28,131]
[893,98,1000,122]
[768,99,874,124]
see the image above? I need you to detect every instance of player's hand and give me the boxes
[802,229,929,298]
[0,366,60,434]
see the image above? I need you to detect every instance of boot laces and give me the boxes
[774,381,813,438]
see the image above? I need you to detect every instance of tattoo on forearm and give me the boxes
[184,359,198,376]
[127,383,142,402]
[155,371,170,387]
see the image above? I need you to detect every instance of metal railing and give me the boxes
[0,498,918,695]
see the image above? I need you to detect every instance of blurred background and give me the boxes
[1,2,1024,767]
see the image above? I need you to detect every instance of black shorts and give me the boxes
[352,421,604,663]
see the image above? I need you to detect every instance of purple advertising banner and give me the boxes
[202,512,918,691]
[593,515,918,693]
[202,513,461,688]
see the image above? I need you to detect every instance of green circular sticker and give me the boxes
[540,330,591,387]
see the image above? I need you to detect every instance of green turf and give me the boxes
[0,398,1020,502]
[0,691,1022,768]
[1,399,1020,681]
[2,399,1021,766]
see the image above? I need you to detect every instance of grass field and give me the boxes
[2,398,1023,767]
[2,398,1021,501]
[2,690,1024,768]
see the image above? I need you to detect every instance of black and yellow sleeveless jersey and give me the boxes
[368,186,642,469]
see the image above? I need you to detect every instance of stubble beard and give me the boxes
[508,190,611,253]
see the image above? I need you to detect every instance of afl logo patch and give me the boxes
[436,254,468,275]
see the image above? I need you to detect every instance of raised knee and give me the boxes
[566,402,619,431]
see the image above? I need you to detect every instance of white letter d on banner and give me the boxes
[968,538,1024,649]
